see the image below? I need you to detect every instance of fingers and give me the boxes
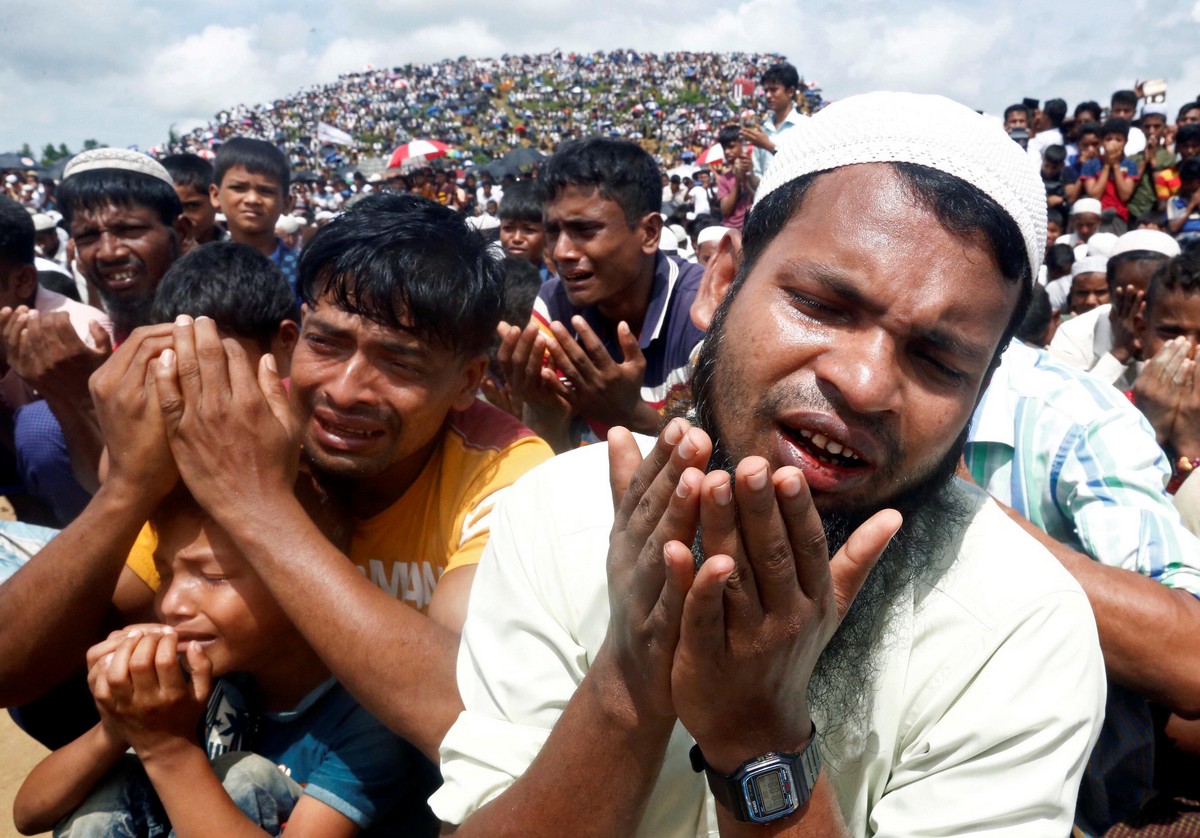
[679,553,735,661]
[153,348,184,434]
[172,315,201,403]
[569,316,613,369]
[698,468,757,616]
[828,509,902,620]
[154,630,186,693]
[128,631,164,696]
[628,466,705,617]
[616,321,645,367]
[258,353,295,433]
[774,468,831,601]
[193,317,231,398]
[185,642,214,703]
[89,319,113,356]
[611,417,709,531]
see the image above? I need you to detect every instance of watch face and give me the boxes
[753,771,788,812]
[744,765,797,822]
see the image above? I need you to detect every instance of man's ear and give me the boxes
[209,182,222,212]
[639,212,664,256]
[453,354,489,412]
[690,229,742,331]
[270,319,300,378]
[173,213,196,255]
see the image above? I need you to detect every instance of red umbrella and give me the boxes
[697,143,725,166]
[388,140,451,168]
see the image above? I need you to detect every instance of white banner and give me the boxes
[317,122,355,147]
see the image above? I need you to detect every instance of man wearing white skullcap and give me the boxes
[1051,228,1181,388]
[0,147,192,524]
[434,92,1104,837]
[1067,254,1111,315]
[1067,196,1103,257]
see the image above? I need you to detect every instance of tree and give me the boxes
[81,139,102,151]
[19,143,33,158]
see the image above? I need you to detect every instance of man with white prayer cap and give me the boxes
[433,91,1104,837]
[1050,228,1181,388]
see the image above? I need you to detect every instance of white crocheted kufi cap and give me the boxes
[697,225,733,245]
[1111,229,1181,259]
[755,91,1047,281]
[63,148,174,187]
[1071,255,1109,277]
[1085,232,1119,258]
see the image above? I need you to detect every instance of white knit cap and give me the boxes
[63,148,174,187]
[1110,229,1181,258]
[697,225,733,245]
[1071,255,1109,277]
[754,91,1046,279]
[1070,198,1102,217]
[1086,232,1118,258]
[31,213,57,232]
[658,227,678,252]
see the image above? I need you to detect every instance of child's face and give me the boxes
[211,165,289,238]
[1181,178,1200,198]
[174,183,216,244]
[1137,288,1200,359]
[1102,132,1127,159]
[500,219,546,264]
[1046,219,1063,246]
[153,511,296,678]
[1069,271,1109,315]
[1041,159,1063,178]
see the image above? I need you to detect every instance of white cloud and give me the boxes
[4,0,1200,153]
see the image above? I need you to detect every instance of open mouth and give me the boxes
[312,411,386,451]
[100,268,142,292]
[785,427,865,468]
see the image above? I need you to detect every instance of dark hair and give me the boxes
[1111,90,1139,110]
[1077,121,1103,140]
[1046,207,1066,229]
[1180,158,1200,182]
[761,62,800,91]
[1146,253,1200,312]
[1004,104,1029,122]
[160,154,215,191]
[1044,98,1067,128]
[1178,124,1200,148]
[687,213,716,240]
[1101,118,1130,140]
[299,193,503,357]
[58,168,183,228]
[539,137,661,225]
[213,137,290,192]
[717,125,742,148]
[1177,102,1200,123]
[1046,241,1075,274]
[1107,249,1172,294]
[38,270,80,300]
[1043,144,1066,165]
[1076,101,1101,118]
[1135,211,1166,229]
[734,162,1032,364]
[499,256,541,327]
[497,181,544,224]
[1015,285,1053,346]
[151,242,299,350]
[0,196,35,266]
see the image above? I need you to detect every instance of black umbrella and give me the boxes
[48,154,79,180]
[500,147,546,174]
[292,170,320,183]
[0,152,43,171]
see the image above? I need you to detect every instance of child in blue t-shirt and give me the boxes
[1167,158,1200,242]
[14,480,439,837]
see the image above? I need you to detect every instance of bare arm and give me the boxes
[215,500,462,760]
[12,722,127,835]
[1111,162,1137,203]
[1084,166,1108,199]
[0,324,177,706]
[992,498,1200,717]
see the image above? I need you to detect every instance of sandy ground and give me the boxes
[0,711,50,838]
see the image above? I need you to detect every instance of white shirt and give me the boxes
[433,439,1105,837]
[688,184,710,215]
[752,108,806,179]
[1048,304,1138,389]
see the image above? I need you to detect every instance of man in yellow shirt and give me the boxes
[0,194,551,764]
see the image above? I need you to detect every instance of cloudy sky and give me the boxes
[4,0,1200,155]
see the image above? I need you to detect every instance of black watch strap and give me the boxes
[690,726,821,823]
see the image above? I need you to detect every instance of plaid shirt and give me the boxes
[966,340,1200,592]
[966,340,1200,836]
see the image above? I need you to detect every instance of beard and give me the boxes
[97,289,156,341]
[686,327,973,750]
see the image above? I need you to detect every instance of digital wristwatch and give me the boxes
[689,727,821,824]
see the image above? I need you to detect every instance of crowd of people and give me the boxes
[0,55,1198,838]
